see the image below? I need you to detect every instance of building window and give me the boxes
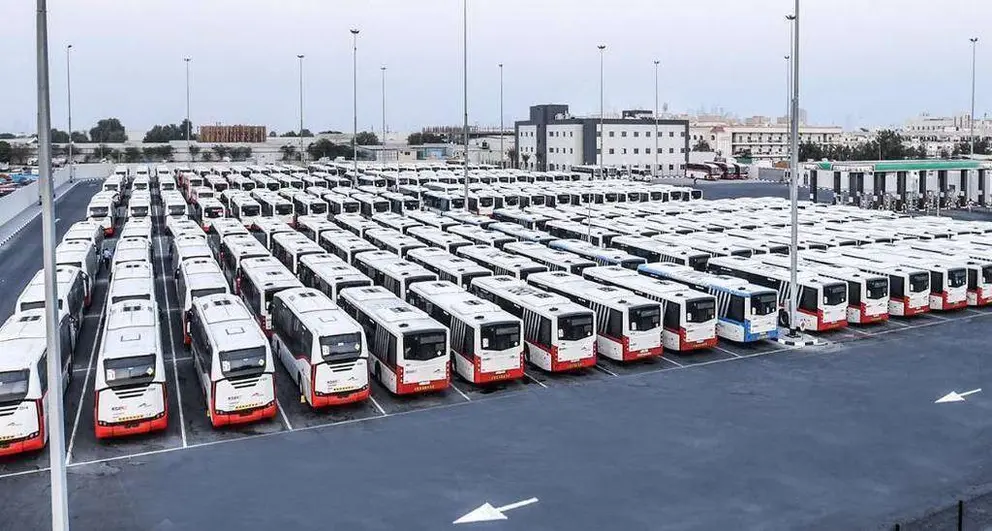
[669,148,674,154]
[669,131,674,137]
[621,131,627,138]
[669,164,674,171]
[609,148,615,154]
[569,148,573,154]
[645,148,651,154]
[633,132,640,138]
[633,148,639,154]
[569,132,573,137]
[596,149,601,155]
[646,131,651,137]
[680,131,685,137]
[597,131,601,137]
[609,131,615,137]
[622,148,627,155]
[679,148,685,153]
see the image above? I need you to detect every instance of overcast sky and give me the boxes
[2,0,988,135]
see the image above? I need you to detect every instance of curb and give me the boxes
[0,180,82,248]
[776,335,820,347]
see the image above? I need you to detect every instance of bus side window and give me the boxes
[890,276,904,300]
[663,302,680,330]
[799,287,818,312]
[537,317,551,349]
[606,309,623,339]
[727,295,745,322]
[38,355,49,394]
[386,333,397,367]
[847,281,861,306]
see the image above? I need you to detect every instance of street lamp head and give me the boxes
[381,66,386,71]
[786,14,796,21]
[67,44,72,50]
[184,57,191,63]
[971,37,979,44]
[597,44,606,51]
[350,28,360,35]
[654,60,660,66]
[298,54,304,59]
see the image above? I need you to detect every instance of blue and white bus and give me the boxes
[637,262,779,343]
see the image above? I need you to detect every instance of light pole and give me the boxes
[591,44,606,242]
[351,28,359,181]
[297,54,305,166]
[653,59,659,179]
[787,2,800,337]
[462,0,469,210]
[184,57,191,162]
[37,1,69,529]
[970,37,979,157]
[381,66,386,154]
[66,44,73,182]
[786,14,795,162]
[499,63,504,169]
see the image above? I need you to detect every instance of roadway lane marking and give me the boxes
[368,395,388,416]
[594,363,618,376]
[712,345,743,358]
[523,372,548,388]
[66,289,108,465]
[155,203,188,448]
[275,398,294,430]
[450,382,472,402]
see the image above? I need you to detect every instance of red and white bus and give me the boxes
[188,293,277,427]
[94,300,168,438]
[271,288,370,407]
[408,280,525,384]
[528,271,663,362]
[470,275,596,372]
[177,257,230,344]
[238,256,304,335]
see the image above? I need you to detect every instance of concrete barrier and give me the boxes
[0,164,110,228]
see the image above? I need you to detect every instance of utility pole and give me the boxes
[297,54,305,166]
[66,44,73,182]
[37,1,69,529]
[654,59,659,179]
[351,29,360,181]
[788,2,800,337]
[184,57,191,162]
[971,37,979,157]
[591,44,606,242]
[499,63,504,170]
[381,66,386,156]
[786,14,796,163]
[462,0,469,210]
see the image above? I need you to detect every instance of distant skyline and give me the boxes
[2,0,987,135]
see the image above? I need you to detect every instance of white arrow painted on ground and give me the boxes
[453,497,539,524]
[935,388,982,404]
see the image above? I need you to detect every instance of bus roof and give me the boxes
[339,286,444,335]
[240,257,301,288]
[275,288,363,338]
[471,275,591,316]
[102,301,159,360]
[194,294,267,352]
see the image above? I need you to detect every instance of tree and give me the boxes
[70,131,89,143]
[407,132,444,145]
[280,144,297,161]
[319,130,342,134]
[521,153,531,168]
[281,131,298,138]
[143,145,175,161]
[307,138,351,160]
[0,133,16,140]
[354,131,380,146]
[104,147,121,162]
[188,144,201,161]
[0,141,11,163]
[939,148,950,159]
[51,129,70,143]
[691,139,711,152]
[269,130,277,137]
[124,146,143,162]
[8,143,32,164]
[952,138,990,156]
[300,129,313,137]
[230,146,252,161]
[89,118,127,143]
[507,147,518,168]
[212,144,231,161]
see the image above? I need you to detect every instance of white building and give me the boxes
[515,105,689,175]
[900,113,992,157]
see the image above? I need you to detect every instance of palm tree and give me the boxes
[280,145,297,161]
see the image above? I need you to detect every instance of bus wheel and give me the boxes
[778,310,790,328]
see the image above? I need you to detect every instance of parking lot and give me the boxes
[2,179,991,530]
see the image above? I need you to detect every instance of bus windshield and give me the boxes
[628,305,660,332]
[89,207,109,217]
[405,276,436,291]
[104,355,156,387]
[219,347,267,377]
[345,204,360,213]
[450,198,465,209]
[983,266,992,285]
[558,313,594,341]
[205,207,224,218]
[319,333,363,363]
[241,205,260,217]
[168,205,186,216]
[311,203,328,215]
[866,279,889,300]
[481,323,520,351]
[948,268,967,288]
[751,293,778,316]
[686,299,716,323]
[824,284,847,306]
[0,370,30,404]
[112,294,151,304]
[403,331,447,361]
[21,300,63,311]
[276,204,293,216]
[909,272,930,293]
[131,206,149,217]
[191,287,227,300]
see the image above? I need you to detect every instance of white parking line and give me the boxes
[450,382,472,402]
[594,363,619,376]
[964,308,985,315]
[65,292,108,465]
[368,395,388,416]
[155,205,188,448]
[712,346,743,358]
[660,356,685,368]
[275,398,294,430]
[524,372,549,388]
[925,313,951,321]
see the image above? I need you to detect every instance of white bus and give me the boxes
[296,215,345,244]
[339,286,449,395]
[352,193,390,217]
[94,300,168,439]
[87,191,119,236]
[334,213,381,239]
[162,191,189,221]
[55,239,99,305]
[250,217,295,250]
[271,288,370,407]
[63,220,105,254]
[407,281,525,384]
[406,247,493,290]
[706,256,848,332]
[229,193,262,229]
[527,271,663,362]
[469,275,596,372]
[0,308,73,457]
[252,190,294,224]
[271,231,327,274]
[549,239,647,270]
[407,226,473,254]
[892,241,992,307]
[582,266,720,351]
[188,293,277,427]
[492,209,552,231]
[838,247,967,312]
[488,222,556,245]
[291,194,329,226]
[447,225,516,251]
[382,191,421,214]
[456,245,549,280]
[545,220,619,247]
[166,218,203,239]
[119,217,153,242]
[238,256,304,335]
[365,228,428,258]
[217,233,270,295]
[354,250,438,299]
[178,257,230,344]
[611,235,711,271]
[801,251,931,317]
[16,266,87,348]
[442,210,496,229]
[319,231,378,265]
[111,237,153,269]
[170,234,213,276]
[372,212,423,235]
[636,262,779,342]
[503,241,597,275]
[108,261,156,305]
[324,192,361,217]
[407,210,460,231]
[298,253,372,302]
[192,197,226,232]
